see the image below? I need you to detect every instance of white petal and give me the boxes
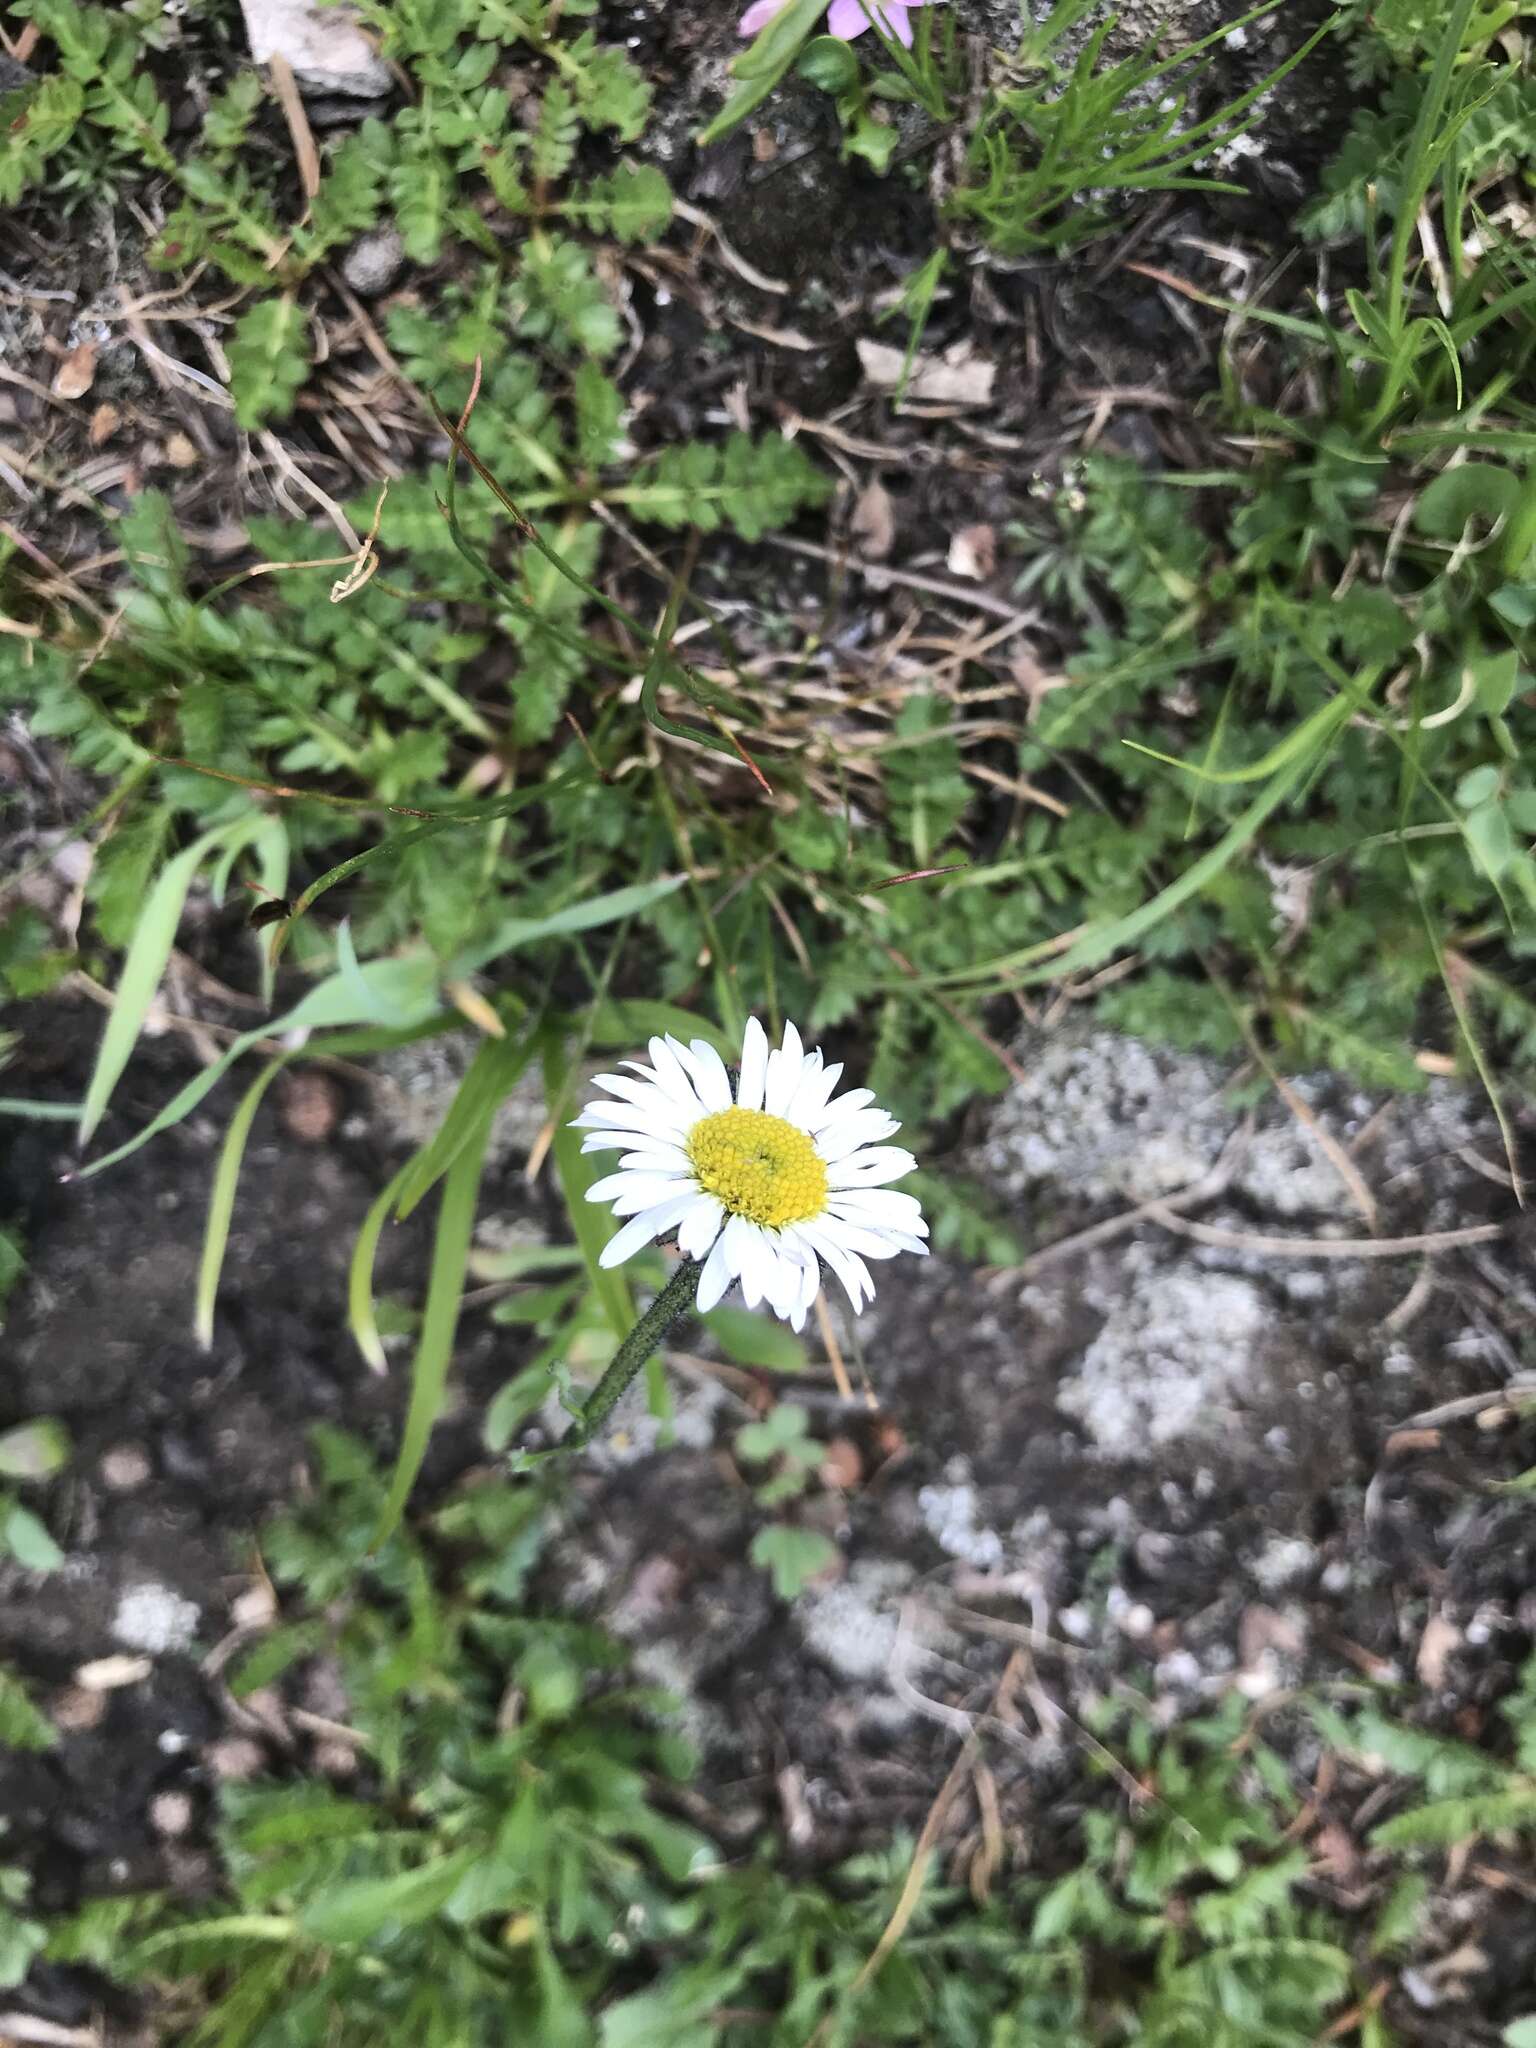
[826,1147,919,1188]
[573,1101,689,1136]
[592,1072,684,1116]
[763,1019,805,1118]
[695,1227,736,1312]
[620,1059,700,1118]
[613,1145,695,1176]
[588,1172,694,1216]
[783,1051,829,1129]
[736,1016,769,1112]
[645,1035,705,1112]
[765,1246,801,1324]
[814,1214,913,1262]
[678,1194,725,1261]
[818,1110,900,1162]
[806,1086,874,1136]
[598,1194,699,1269]
[798,1221,874,1315]
[723,1214,769,1308]
[828,1187,927,1229]
[672,1035,732,1113]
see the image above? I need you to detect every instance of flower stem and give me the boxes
[523,1256,703,1464]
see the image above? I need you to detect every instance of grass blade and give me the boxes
[459,875,686,974]
[78,820,246,1146]
[78,957,447,1179]
[195,1054,289,1350]
[393,1023,537,1222]
[372,1112,493,1548]
[349,1161,413,1374]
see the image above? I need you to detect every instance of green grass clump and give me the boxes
[39,1426,1536,2047]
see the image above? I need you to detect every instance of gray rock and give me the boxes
[239,0,391,97]
[342,228,406,298]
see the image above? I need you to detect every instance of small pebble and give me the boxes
[52,1685,108,1732]
[205,1736,267,1782]
[99,1443,153,1492]
[280,1070,341,1143]
[150,1790,195,1839]
[341,227,406,297]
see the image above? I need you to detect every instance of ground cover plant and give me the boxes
[2,0,1536,2041]
[10,1428,1536,2047]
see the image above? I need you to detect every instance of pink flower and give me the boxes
[738,0,941,48]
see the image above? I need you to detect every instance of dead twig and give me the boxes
[1143,1207,1507,1260]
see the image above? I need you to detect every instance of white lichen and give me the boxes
[1058,1270,1269,1459]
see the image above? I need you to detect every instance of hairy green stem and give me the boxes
[531,1257,703,1462]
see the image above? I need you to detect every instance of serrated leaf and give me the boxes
[227,297,312,430]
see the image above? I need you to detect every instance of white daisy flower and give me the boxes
[571,1018,928,1331]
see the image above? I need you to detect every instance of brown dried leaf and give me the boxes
[1311,1820,1364,1886]
[1416,1611,1461,1690]
[947,522,997,581]
[850,478,896,561]
[856,338,995,407]
[88,402,121,447]
[52,340,98,401]
[819,1436,863,1491]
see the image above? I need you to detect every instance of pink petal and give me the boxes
[739,0,789,32]
[826,0,874,36]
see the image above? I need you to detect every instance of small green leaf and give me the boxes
[797,35,860,94]
[298,1850,480,1946]
[3,1503,63,1572]
[702,1305,806,1373]
[0,1663,58,1752]
[749,1524,838,1600]
[1465,801,1513,879]
[736,1403,813,1461]
[698,0,832,143]
[0,1419,70,1482]
[1415,463,1520,540]
[1471,649,1519,718]
[1456,764,1502,809]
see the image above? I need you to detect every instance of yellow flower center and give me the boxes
[686,1107,829,1229]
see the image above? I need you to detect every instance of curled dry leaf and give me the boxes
[74,1653,153,1692]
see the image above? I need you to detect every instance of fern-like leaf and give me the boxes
[227,297,312,430]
